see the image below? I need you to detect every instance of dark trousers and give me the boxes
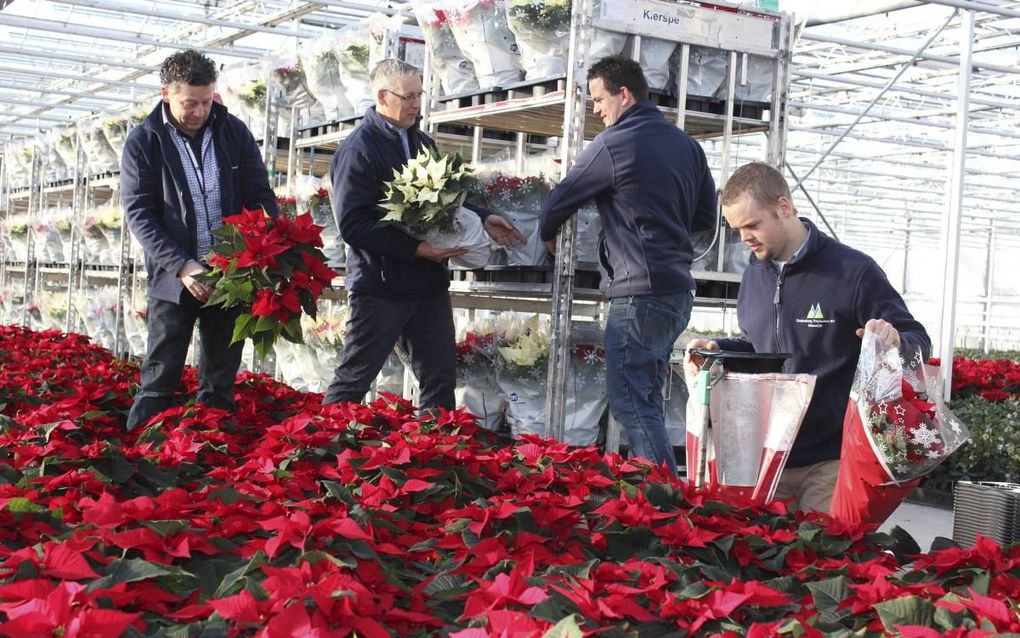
[322,292,457,409]
[126,290,244,430]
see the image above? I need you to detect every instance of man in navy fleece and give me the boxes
[687,161,930,512]
[539,56,718,476]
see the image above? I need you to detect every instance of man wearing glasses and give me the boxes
[322,59,522,412]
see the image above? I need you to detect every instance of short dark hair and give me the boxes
[160,50,218,87]
[586,56,649,101]
[720,162,792,209]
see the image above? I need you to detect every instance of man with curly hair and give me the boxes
[122,49,278,430]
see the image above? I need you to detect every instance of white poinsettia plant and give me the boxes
[379,147,475,238]
[498,316,550,374]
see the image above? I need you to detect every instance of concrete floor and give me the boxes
[879,500,955,553]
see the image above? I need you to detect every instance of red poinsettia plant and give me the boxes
[202,207,338,358]
[0,325,1019,636]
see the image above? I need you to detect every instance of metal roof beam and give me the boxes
[798,31,1020,76]
[0,65,157,90]
[789,126,1020,162]
[789,100,1020,142]
[0,81,139,104]
[0,97,96,113]
[0,14,266,59]
[0,44,157,72]
[43,0,323,39]
[313,0,409,17]
[792,70,1018,110]
[923,0,1020,19]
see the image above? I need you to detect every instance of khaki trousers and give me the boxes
[774,459,841,514]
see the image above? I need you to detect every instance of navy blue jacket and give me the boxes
[538,101,717,297]
[122,101,278,303]
[717,219,931,467]
[331,107,462,300]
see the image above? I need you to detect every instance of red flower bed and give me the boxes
[932,357,1020,402]
[1,325,1019,636]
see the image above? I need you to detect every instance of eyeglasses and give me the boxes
[385,89,424,102]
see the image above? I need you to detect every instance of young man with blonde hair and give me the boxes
[687,161,930,512]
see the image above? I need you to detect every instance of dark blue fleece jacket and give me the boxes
[331,107,474,300]
[717,219,931,468]
[122,101,278,303]
[538,100,717,297]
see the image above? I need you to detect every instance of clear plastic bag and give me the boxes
[220,63,272,129]
[30,218,65,263]
[3,215,30,262]
[51,128,79,175]
[299,33,356,119]
[831,334,971,524]
[74,287,120,352]
[78,118,120,173]
[335,23,374,114]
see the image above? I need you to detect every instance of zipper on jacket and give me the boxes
[773,269,785,356]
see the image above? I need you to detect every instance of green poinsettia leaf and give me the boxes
[4,496,45,515]
[252,315,275,334]
[805,575,851,625]
[541,615,584,638]
[422,573,471,600]
[87,558,190,592]
[231,314,253,345]
[297,289,317,320]
[874,595,937,632]
[282,317,303,344]
[213,551,266,598]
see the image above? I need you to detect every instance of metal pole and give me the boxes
[676,44,689,131]
[545,0,592,442]
[784,162,839,240]
[938,9,973,402]
[22,144,40,328]
[902,214,911,292]
[714,51,738,273]
[420,42,435,132]
[791,8,959,192]
[766,13,795,168]
[983,221,996,354]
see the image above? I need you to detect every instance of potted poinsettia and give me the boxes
[202,207,338,359]
[102,109,146,158]
[379,147,490,269]
[506,0,572,79]
[414,1,479,94]
[300,35,354,117]
[445,0,524,89]
[480,171,551,265]
[495,315,550,438]
[455,319,504,431]
[4,216,30,262]
[77,117,119,173]
[335,25,371,110]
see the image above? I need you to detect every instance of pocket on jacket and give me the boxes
[598,235,614,282]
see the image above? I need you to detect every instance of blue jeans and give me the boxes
[605,291,694,476]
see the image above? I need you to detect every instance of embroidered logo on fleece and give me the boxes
[797,303,836,327]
